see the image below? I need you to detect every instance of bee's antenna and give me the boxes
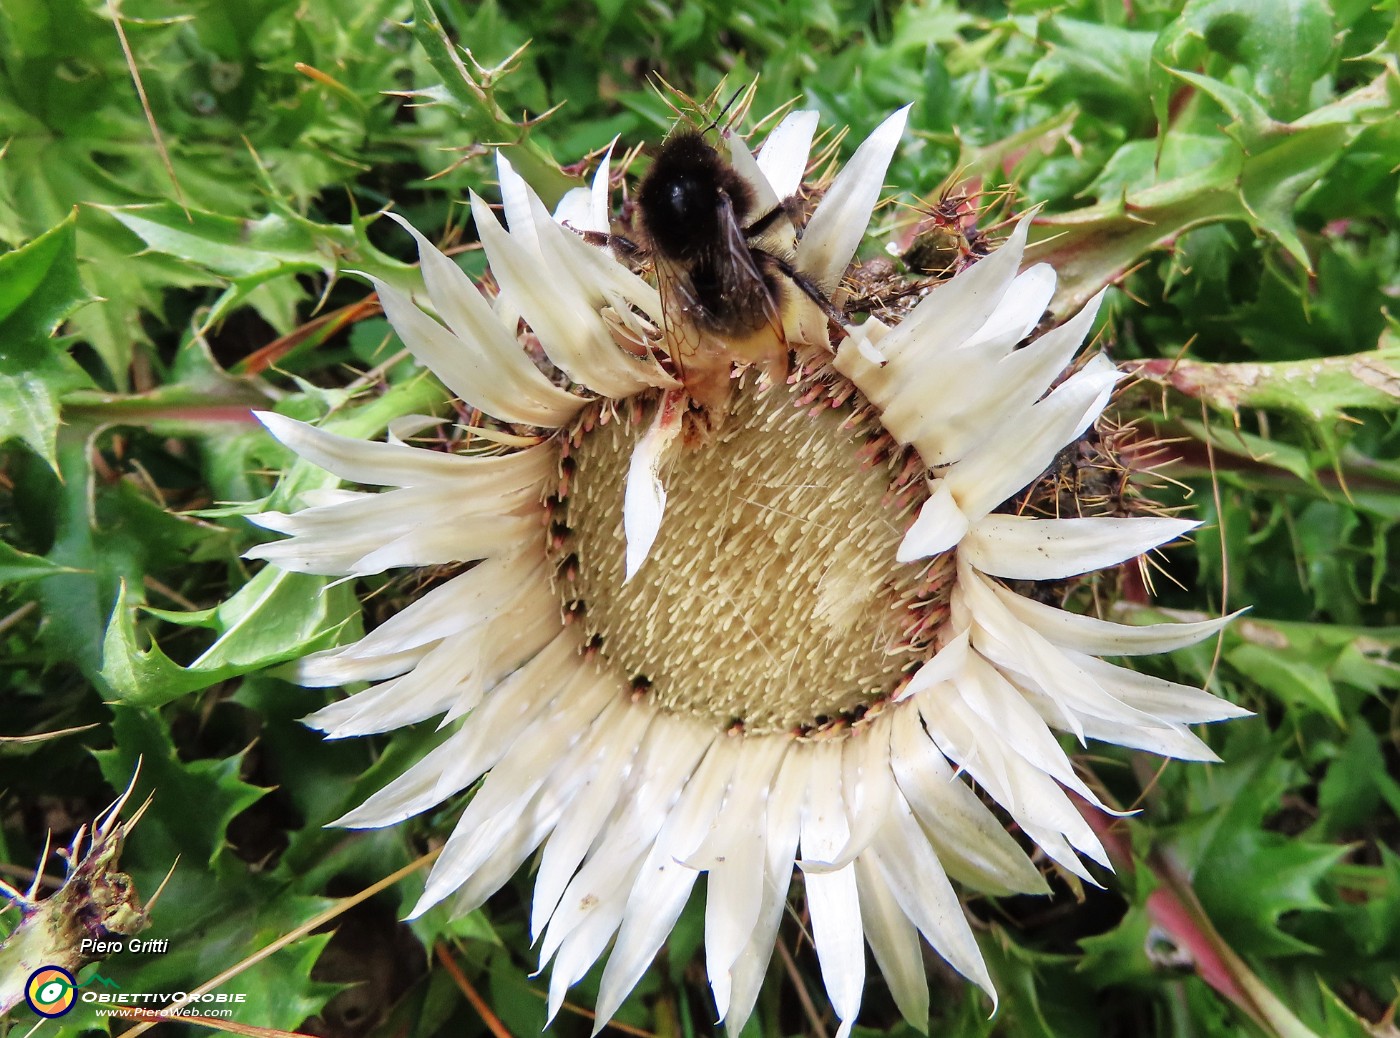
[703,80,755,134]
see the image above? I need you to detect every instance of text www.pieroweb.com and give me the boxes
[82,991,248,1018]
[93,1007,234,1019]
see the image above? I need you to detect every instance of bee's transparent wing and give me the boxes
[653,254,707,378]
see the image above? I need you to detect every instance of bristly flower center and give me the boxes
[549,366,953,737]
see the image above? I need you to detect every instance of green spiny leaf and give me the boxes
[408,0,576,204]
[0,211,96,467]
[94,706,269,867]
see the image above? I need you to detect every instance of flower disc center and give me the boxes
[556,375,946,736]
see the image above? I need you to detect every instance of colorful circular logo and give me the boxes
[25,966,77,1018]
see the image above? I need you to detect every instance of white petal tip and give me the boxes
[326,808,377,830]
[381,210,415,234]
[622,394,683,582]
[252,409,287,434]
[298,710,333,734]
[797,106,911,289]
[897,483,969,562]
[622,547,652,584]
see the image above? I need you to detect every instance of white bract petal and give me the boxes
[939,355,1121,526]
[902,285,1104,467]
[420,668,615,914]
[365,273,582,428]
[798,105,910,291]
[696,737,789,980]
[868,795,995,1002]
[840,213,1033,381]
[624,392,683,581]
[725,128,787,247]
[1073,651,1255,724]
[799,744,865,1038]
[874,260,1059,445]
[855,854,930,1031]
[897,480,968,563]
[721,746,808,1035]
[381,214,586,426]
[964,514,1200,581]
[246,493,538,577]
[995,582,1241,656]
[889,704,1047,895]
[530,702,656,937]
[496,149,543,256]
[757,109,819,200]
[797,713,894,872]
[471,191,671,397]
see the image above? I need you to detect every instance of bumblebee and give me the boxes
[633,130,837,413]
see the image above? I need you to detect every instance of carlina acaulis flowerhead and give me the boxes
[244,96,1249,1037]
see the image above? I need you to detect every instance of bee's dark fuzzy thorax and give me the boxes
[638,132,755,261]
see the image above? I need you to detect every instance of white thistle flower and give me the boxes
[246,108,1247,1036]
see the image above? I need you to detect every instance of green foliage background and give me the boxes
[1,0,1398,1035]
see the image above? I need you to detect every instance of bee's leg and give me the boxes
[765,255,850,340]
[739,191,806,236]
[575,229,645,258]
[743,206,784,238]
